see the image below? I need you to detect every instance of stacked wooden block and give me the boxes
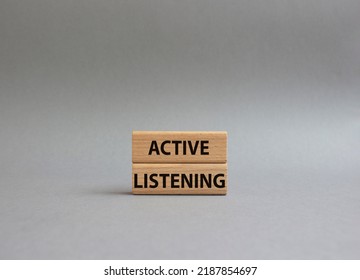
[132,131,227,195]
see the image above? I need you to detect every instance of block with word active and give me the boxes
[132,131,227,195]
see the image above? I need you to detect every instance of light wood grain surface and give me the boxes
[132,163,227,194]
[132,131,227,163]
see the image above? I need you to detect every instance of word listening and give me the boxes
[134,173,225,189]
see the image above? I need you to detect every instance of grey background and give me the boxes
[1,0,359,259]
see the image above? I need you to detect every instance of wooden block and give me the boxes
[132,163,227,195]
[132,131,227,163]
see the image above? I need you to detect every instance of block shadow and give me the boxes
[84,186,132,196]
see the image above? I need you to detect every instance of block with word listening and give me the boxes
[132,131,227,195]
[133,163,227,194]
